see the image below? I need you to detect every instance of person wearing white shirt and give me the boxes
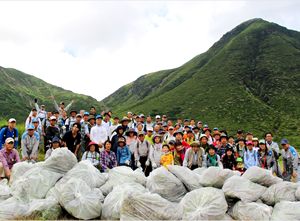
[90,115,107,152]
[102,112,112,134]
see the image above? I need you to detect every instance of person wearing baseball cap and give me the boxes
[51,95,74,119]
[31,118,43,147]
[244,141,258,169]
[0,118,19,149]
[0,137,21,179]
[246,132,253,142]
[197,121,203,133]
[102,112,112,135]
[25,108,42,132]
[145,127,154,145]
[34,98,47,122]
[151,115,161,128]
[45,116,60,152]
[135,130,152,176]
[44,137,61,160]
[165,126,175,144]
[162,115,167,124]
[65,109,77,131]
[265,132,282,178]
[281,139,300,182]
[21,124,39,164]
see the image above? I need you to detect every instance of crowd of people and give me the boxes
[0,96,299,182]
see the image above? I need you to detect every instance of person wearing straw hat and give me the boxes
[116,137,131,167]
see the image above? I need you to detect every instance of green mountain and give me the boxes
[0,67,103,122]
[102,18,300,146]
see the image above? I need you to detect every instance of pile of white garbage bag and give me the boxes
[2,150,300,220]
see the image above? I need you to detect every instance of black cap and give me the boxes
[52,110,59,114]
[60,102,64,105]
[114,116,119,120]
[237,129,243,134]
[246,131,252,135]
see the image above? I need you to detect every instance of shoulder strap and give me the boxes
[86,151,89,158]
[3,126,8,140]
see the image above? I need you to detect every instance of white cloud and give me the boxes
[0,1,299,102]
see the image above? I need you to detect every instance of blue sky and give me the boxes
[0,1,299,101]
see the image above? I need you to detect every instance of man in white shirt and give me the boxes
[102,112,112,134]
[90,115,107,152]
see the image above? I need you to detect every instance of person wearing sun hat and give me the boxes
[134,131,152,176]
[199,134,209,151]
[281,139,300,182]
[81,141,100,168]
[183,141,206,170]
[234,137,246,159]
[116,137,131,166]
[204,144,220,168]
[243,141,258,169]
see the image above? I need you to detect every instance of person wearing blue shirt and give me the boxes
[0,118,19,149]
[244,141,258,169]
[116,138,131,166]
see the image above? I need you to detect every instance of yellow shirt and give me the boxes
[161,153,174,170]
[145,135,154,145]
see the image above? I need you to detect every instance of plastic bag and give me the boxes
[222,176,267,203]
[296,186,300,201]
[193,167,206,179]
[101,182,146,220]
[11,167,62,201]
[100,166,146,196]
[26,196,62,220]
[146,167,187,202]
[243,166,283,187]
[120,191,182,220]
[0,196,29,219]
[260,181,300,206]
[42,147,77,174]
[199,167,234,189]
[271,201,300,220]
[49,177,103,219]
[178,187,228,220]
[168,165,202,191]
[64,160,107,188]
[228,200,273,220]
[9,162,35,186]
[0,179,11,201]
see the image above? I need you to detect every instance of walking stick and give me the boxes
[144,165,148,174]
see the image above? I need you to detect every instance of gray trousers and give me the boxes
[272,161,283,178]
[283,165,300,182]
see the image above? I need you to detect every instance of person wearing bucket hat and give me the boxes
[281,139,300,182]
[243,141,258,169]
[199,134,209,151]
[257,139,275,171]
[51,95,73,119]
[120,117,131,134]
[44,137,61,160]
[81,142,100,168]
[183,141,206,170]
[125,128,138,169]
[235,158,246,175]
[221,146,236,170]
[111,126,126,155]
[21,124,39,164]
[134,131,152,176]
[234,137,246,159]
[34,98,47,122]
[252,137,259,151]
[204,145,220,168]
[149,134,163,169]
[174,130,190,165]
[116,138,131,166]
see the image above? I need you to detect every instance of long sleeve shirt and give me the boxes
[0,148,21,170]
[0,127,18,148]
[149,144,163,166]
[90,124,107,145]
[183,148,206,167]
[52,99,72,119]
[21,132,39,159]
[244,149,258,169]
[100,150,117,169]
[134,140,151,161]
[25,116,42,131]
[81,151,100,167]
[266,141,280,156]
[35,103,47,119]
[282,146,300,173]
[117,146,131,164]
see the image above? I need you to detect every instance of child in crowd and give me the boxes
[221,146,236,170]
[244,141,258,169]
[81,141,100,168]
[170,140,181,165]
[149,134,163,169]
[45,137,60,160]
[160,144,174,170]
[126,128,138,169]
[252,137,259,151]
[235,158,246,175]
[235,137,246,158]
[116,138,131,166]
[204,145,220,167]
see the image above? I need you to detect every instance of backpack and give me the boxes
[268,147,280,160]
[137,140,150,150]
[1,126,17,141]
[85,151,101,170]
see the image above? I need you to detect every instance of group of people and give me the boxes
[0,97,299,182]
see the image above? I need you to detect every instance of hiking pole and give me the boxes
[144,165,148,174]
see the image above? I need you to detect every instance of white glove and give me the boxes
[146,160,150,166]
[152,162,157,168]
[125,160,130,166]
[137,161,141,168]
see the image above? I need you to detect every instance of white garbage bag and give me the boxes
[101,182,146,220]
[243,166,283,187]
[49,177,103,219]
[199,167,234,189]
[64,160,107,188]
[260,181,300,206]
[100,166,146,196]
[42,147,77,174]
[11,167,62,201]
[178,187,228,220]
[120,191,182,220]
[193,167,206,179]
[9,162,35,186]
[146,167,187,202]
[0,179,11,201]
[0,196,29,219]
[296,186,300,201]
[271,201,300,220]
[222,176,267,203]
[168,165,202,191]
[26,196,62,220]
[228,200,273,220]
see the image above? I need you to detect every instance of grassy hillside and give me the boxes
[102,18,300,147]
[0,67,103,122]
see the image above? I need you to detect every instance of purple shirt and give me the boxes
[0,148,21,170]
